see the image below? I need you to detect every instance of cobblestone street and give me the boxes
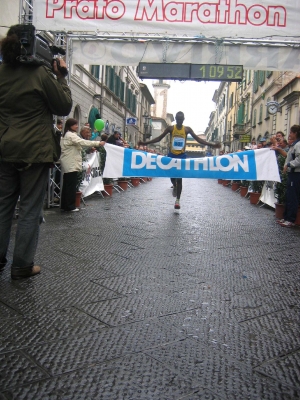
[0,178,299,399]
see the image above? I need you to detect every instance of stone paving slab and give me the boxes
[255,351,300,389]
[92,270,207,295]
[239,308,300,346]
[79,290,205,326]
[2,353,194,400]
[0,302,20,320]
[144,338,298,399]
[0,178,299,399]
[0,307,107,353]
[18,319,187,377]
[0,279,121,315]
[160,309,297,368]
[0,351,49,392]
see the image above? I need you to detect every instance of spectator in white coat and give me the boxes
[60,118,105,212]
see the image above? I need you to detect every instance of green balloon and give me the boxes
[94,119,105,131]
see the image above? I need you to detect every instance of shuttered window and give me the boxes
[259,71,265,86]
[259,104,263,123]
[120,81,125,102]
[253,71,259,93]
[253,109,257,126]
[237,103,245,124]
[91,65,100,80]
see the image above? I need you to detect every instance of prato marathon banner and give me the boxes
[103,145,280,182]
[34,0,299,39]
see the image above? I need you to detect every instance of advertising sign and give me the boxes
[33,1,299,40]
[103,144,280,182]
[240,135,251,143]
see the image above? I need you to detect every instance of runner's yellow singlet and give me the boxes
[170,125,186,155]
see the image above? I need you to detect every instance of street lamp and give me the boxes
[93,94,102,119]
[142,112,151,142]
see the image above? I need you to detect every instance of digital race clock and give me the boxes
[190,64,243,82]
[138,63,244,82]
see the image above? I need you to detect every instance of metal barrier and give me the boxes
[46,163,61,208]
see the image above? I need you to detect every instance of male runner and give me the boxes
[138,111,220,209]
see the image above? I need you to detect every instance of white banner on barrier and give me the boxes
[33,0,299,40]
[79,152,104,197]
[259,182,277,208]
[103,144,280,182]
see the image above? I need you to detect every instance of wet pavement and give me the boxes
[0,178,299,399]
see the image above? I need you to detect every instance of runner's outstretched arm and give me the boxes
[138,127,171,146]
[188,128,221,149]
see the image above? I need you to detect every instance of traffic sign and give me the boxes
[126,117,137,125]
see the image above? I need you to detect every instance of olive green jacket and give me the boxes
[0,63,72,163]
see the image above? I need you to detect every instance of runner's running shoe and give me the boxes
[279,220,294,227]
[174,199,180,209]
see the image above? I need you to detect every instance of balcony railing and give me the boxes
[233,123,245,138]
[222,134,231,145]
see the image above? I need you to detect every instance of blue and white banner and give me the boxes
[103,145,280,182]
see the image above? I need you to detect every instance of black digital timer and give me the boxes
[138,62,244,82]
[191,64,243,82]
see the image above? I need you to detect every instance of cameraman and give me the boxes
[0,25,72,280]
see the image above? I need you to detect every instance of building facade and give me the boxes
[209,70,300,152]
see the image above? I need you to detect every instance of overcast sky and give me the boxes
[147,80,220,134]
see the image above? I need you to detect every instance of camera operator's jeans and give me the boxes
[0,162,48,272]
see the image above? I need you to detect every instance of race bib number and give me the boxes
[172,136,185,150]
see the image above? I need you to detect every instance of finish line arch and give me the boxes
[22,0,300,72]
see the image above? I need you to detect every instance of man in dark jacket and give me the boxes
[107,130,121,145]
[0,25,72,280]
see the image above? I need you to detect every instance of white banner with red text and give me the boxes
[79,152,104,197]
[34,0,299,40]
[103,144,280,182]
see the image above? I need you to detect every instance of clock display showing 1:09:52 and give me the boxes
[191,64,243,82]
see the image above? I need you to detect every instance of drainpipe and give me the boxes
[225,83,229,152]
[122,67,129,142]
[100,66,104,118]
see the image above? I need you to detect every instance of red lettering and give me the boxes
[268,6,286,27]
[96,0,108,19]
[217,0,229,24]
[248,5,267,26]
[106,0,125,20]
[46,0,64,18]
[228,0,247,24]
[198,3,217,23]
[135,0,164,21]
[185,3,199,23]
[164,2,184,22]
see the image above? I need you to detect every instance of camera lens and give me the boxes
[20,32,29,44]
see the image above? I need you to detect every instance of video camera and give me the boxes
[17,25,68,77]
